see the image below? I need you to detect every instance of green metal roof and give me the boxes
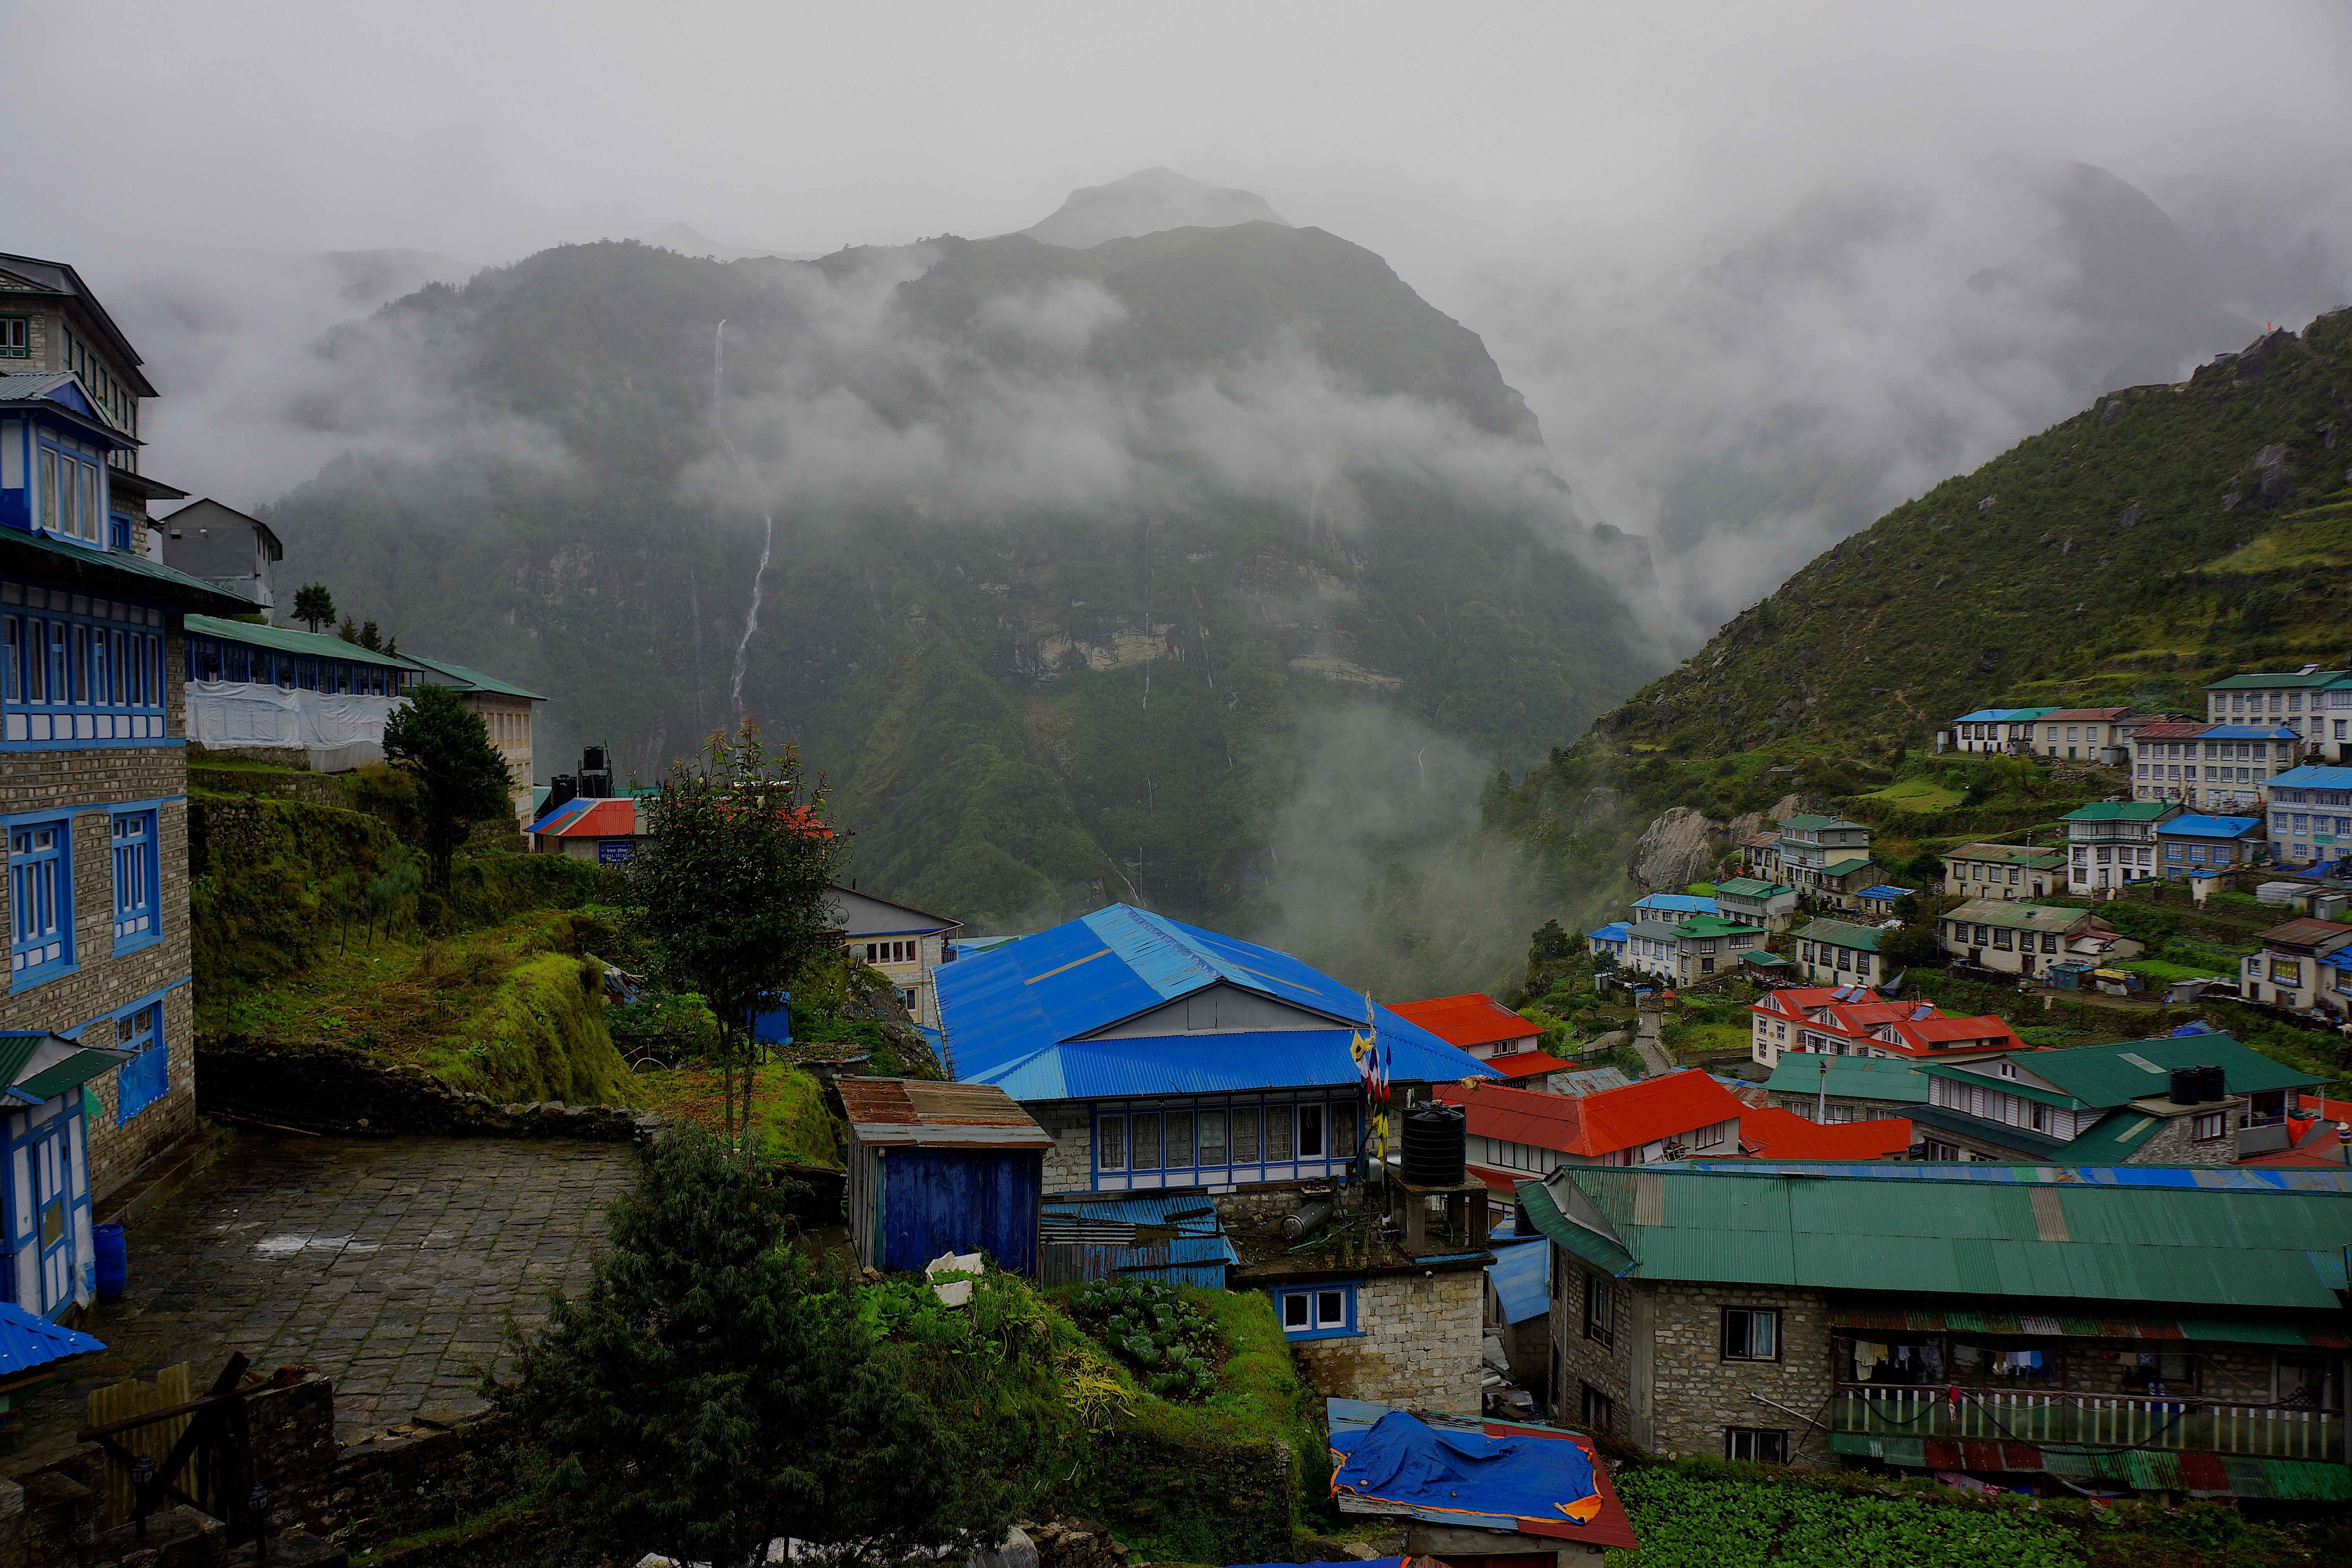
[1744,950,1793,968]
[1948,842,2068,869]
[0,1031,132,1106]
[1761,1052,1931,1104]
[1798,918,1886,952]
[2018,1033,2321,1107]
[1821,856,1875,877]
[2205,671,2346,691]
[1715,877,1795,898]
[1944,898,2085,933]
[2063,801,2176,822]
[1916,1062,2085,1110]
[1518,1165,2352,1308]
[185,613,421,670]
[2055,1110,2167,1163]
[401,653,548,702]
[1781,814,1866,832]
[1902,1103,2073,1158]
[0,527,253,615]
[1672,914,1766,939]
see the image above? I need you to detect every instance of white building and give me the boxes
[2062,800,2180,895]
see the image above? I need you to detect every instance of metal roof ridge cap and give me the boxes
[1085,904,1222,998]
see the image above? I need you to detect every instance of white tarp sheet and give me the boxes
[185,679,402,753]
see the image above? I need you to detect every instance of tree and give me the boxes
[629,722,840,1155]
[501,1126,988,1567]
[292,582,336,633]
[358,619,382,652]
[336,614,359,644]
[382,684,511,891]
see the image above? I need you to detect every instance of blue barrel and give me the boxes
[93,1223,127,1302]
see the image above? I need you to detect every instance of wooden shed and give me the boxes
[838,1078,1053,1275]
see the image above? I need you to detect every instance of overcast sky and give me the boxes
[8,1,2352,624]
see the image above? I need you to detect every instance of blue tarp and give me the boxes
[0,1300,102,1377]
[1485,1234,1548,1324]
[1331,1410,1597,1526]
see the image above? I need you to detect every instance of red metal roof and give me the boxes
[1749,986,1882,1021]
[2132,721,2214,740]
[1876,1014,2026,1057]
[1485,1050,1565,1081]
[2036,707,2133,722]
[541,798,639,837]
[1390,993,1540,1050]
[1439,1071,1746,1157]
[1737,1105,1915,1160]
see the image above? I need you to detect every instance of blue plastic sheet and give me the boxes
[1331,1410,1598,1524]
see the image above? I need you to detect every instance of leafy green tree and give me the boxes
[383,684,511,891]
[1528,917,1573,965]
[630,722,841,1153]
[292,581,336,633]
[336,614,359,644]
[501,1126,989,1567]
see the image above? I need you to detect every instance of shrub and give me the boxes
[1068,1279,1224,1401]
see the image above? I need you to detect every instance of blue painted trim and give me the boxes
[105,796,186,816]
[1269,1281,1362,1340]
[80,978,185,1033]
[0,737,182,755]
[110,933,161,960]
[7,962,80,994]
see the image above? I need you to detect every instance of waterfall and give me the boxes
[711,319,776,720]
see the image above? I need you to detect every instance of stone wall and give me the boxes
[198,1034,645,1141]
[1289,1266,1483,1415]
[1550,1258,1637,1441]
[0,742,196,1201]
[1034,1102,1093,1192]
[2123,1109,2234,1165]
[1645,1281,1835,1463]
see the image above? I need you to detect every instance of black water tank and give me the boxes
[547,775,578,813]
[2199,1064,2227,1103]
[1401,1101,1466,1186]
[581,745,609,774]
[2169,1067,2201,1105]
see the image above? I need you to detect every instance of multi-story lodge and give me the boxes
[1526,1160,2352,1497]
[2203,668,2345,743]
[0,253,258,1316]
[2260,765,2352,869]
[1940,841,2066,901]
[2063,799,2179,894]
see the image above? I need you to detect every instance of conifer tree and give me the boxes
[383,684,510,889]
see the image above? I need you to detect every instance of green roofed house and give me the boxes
[2203,668,2347,744]
[1523,1161,2352,1493]
[1713,876,1800,932]
[1774,815,1877,911]
[1941,841,2068,902]
[1793,918,1887,988]
[2063,799,2181,896]
[1619,914,1767,987]
[1907,1033,2324,1165]
[1936,897,2122,978]
[1762,1052,1930,1125]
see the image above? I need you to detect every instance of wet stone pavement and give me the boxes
[3,1131,637,1463]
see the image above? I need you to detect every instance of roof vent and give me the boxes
[2299,664,2320,675]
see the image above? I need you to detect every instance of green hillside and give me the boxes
[1491,307,2352,926]
[264,233,1655,950]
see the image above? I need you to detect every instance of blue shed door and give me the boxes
[6,1090,89,1316]
[879,1149,1042,1276]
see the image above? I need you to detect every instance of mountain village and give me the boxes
[2,177,2351,1568]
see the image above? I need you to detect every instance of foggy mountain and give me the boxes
[255,181,1654,988]
[1490,159,2299,639]
[1022,168,1290,250]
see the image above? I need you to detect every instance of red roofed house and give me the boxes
[1482,1050,1570,1091]
[1868,1011,2026,1061]
[1746,986,2022,1070]
[1437,1072,1747,1216]
[1745,985,1881,1069]
[1391,993,1542,1061]
[1735,1103,1915,1161]
[530,795,642,864]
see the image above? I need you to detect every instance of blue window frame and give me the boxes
[1270,1282,1359,1341]
[111,809,158,950]
[0,580,168,747]
[113,1004,167,1125]
[9,820,71,982]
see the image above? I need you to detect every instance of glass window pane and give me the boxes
[1097,1115,1125,1171]
[1163,1111,1193,1168]
[1131,1113,1161,1171]
[1197,1110,1227,1166]
[1315,1290,1345,1328]
[1298,1102,1325,1158]
[1266,1105,1294,1161]
[1232,1108,1259,1163]
[1283,1292,1308,1328]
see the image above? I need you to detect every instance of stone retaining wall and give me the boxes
[1289,1267,1483,1415]
[197,1033,648,1141]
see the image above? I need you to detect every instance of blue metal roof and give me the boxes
[2270,766,2352,790]
[2160,815,2264,838]
[1856,884,1913,900]
[1040,1190,1238,1284]
[1632,893,1716,915]
[938,904,1496,1100]
[1486,1234,1549,1324]
[1956,708,2043,722]
[1586,922,1630,942]
[2198,726,2301,739]
[0,1300,103,1374]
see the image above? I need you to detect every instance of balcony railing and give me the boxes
[1832,1385,2343,1461]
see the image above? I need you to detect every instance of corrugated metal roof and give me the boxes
[1761,1054,1932,1104]
[185,612,423,669]
[1737,1105,1913,1160]
[939,904,1494,1098]
[1944,898,2086,933]
[2260,917,2352,947]
[533,798,639,839]
[1485,1237,1549,1324]
[1586,921,1630,941]
[0,1300,104,1376]
[1947,842,2069,868]
[1488,1051,1565,1081]
[2019,1033,2322,1106]
[1828,1305,2348,1347]
[2207,671,2347,690]
[0,528,254,613]
[1673,1160,2352,1191]
[2270,765,2352,790]
[1714,877,1795,898]
[837,1076,1053,1147]
[1521,1164,2352,1308]
[1439,1071,1747,1158]
[1782,814,1867,830]
[2159,815,2265,838]
[1798,918,1885,951]
[1038,1190,1236,1285]
[1631,893,1717,915]
[402,652,549,702]
[1389,993,1537,1049]
[2064,801,2176,822]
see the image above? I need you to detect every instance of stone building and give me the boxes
[1524,1161,2352,1496]
[0,253,257,1316]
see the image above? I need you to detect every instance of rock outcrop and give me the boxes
[1628,806,1727,890]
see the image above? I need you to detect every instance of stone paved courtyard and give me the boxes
[2,1131,637,1463]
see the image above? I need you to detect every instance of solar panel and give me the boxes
[2118,1052,2165,1074]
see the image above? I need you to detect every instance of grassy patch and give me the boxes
[2119,956,2228,984]
[629,1062,844,1167]
[1861,778,1967,813]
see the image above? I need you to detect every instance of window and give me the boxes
[1130,1112,1162,1170]
[1997,1059,2017,1079]
[0,584,168,744]
[1163,1110,1194,1168]
[1265,1104,1294,1161]
[1298,1102,1325,1159]
[1232,1107,1259,1163]
[0,317,25,358]
[1273,1283,1357,1339]
[9,819,71,978]
[114,1003,167,1123]
[1725,1428,1788,1464]
[1580,1383,1615,1432]
[1197,1109,1228,1166]
[1583,1272,1615,1348]
[1096,1114,1126,1172]
[2192,1112,2225,1141]
[111,809,158,947]
[1722,1307,1779,1361]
